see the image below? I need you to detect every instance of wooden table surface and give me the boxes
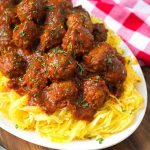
[0,66,150,150]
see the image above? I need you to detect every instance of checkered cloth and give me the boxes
[72,0,150,66]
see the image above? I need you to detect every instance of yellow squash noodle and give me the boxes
[0,17,143,143]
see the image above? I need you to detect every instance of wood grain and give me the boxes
[0,66,150,150]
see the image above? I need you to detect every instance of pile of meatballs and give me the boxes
[0,0,127,121]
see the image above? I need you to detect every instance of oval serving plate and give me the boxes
[0,40,147,150]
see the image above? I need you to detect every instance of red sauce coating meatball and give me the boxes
[23,54,48,94]
[93,23,108,44]
[62,26,94,57]
[83,76,109,107]
[13,21,38,49]
[46,0,73,16]
[104,57,127,96]
[83,42,127,96]
[67,6,93,33]
[69,76,109,121]
[0,51,27,78]
[17,0,45,22]
[29,80,78,114]
[40,8,66,51]
[83,42,117,73]
[45,47,77,81]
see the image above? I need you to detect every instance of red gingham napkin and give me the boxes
[72,0,150,66]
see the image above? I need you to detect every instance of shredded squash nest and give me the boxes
[0,17,143,143]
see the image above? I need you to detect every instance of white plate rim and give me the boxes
[0,41,147,150]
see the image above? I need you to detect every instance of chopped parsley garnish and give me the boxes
[107,57,112,64]
[14,25,19,31]
[78,95,89,108]
[18,77,23,82]
[77,63,84,75]
[122,109,126,112]
[45,5,56,11]
[121,106,126,112]
[96,138,104,144]
[15,124,19,129]
[57,49,67,55]
[50,30,54,35]
[128,60,131,64]
[33,93,39,97]
[68,60,72,64]
[31,78,38,84]
[20,31,26,37]
[49,48,67,57]
[81,101,89,108]
[49,21,54,25]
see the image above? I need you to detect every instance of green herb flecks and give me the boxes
[78,100,89,108]
[20,31,26,37]
[33,93,39,97]
[18,77,23,82]
[45,5,56,11]
[121,106,126,112]
[107,57,112,64]
[128,60,131,64]
[77,94,89,108]
[96,138,104,144]
[77,63,84,75]
[14,25,19,31]
[49,21,54,25]
[15,124,19,129]
[81,101,89,108]
[31,78,38,84]
[49,48,67,57]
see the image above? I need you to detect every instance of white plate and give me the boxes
[0,41,147,150]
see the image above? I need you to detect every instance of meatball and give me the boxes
[83,76,109,107]
[23,54,48,94]
[105,57,127,96]
[17,0,45,22]
[83,43,127,96]
[46,0,73,15]
[62,26,94,57]
[13,21,38,49]
[29,80,78,114]
[69,76,109,121]
[93,23,108,44]
[83,42,117,73]
[40,8,66,51]
[45,47,77,81]
[0,24,12,47]
[0,51,27,78]
[67,6,93,32]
